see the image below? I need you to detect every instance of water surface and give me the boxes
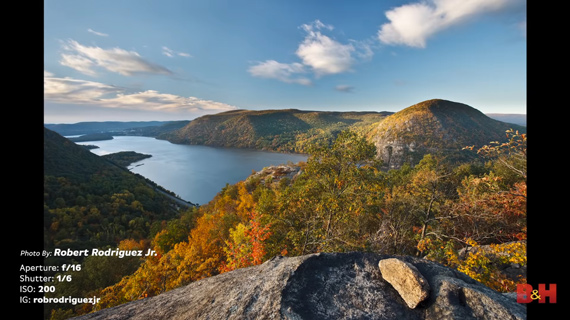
[79,136,308,205]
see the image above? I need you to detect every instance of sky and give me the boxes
[44,0,527,124]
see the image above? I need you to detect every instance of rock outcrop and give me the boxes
[378,258,431,309]
[72,252,525,320]
[249,164,302,187]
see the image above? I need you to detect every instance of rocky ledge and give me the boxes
[250,165,302,186]
[72,252,525,320]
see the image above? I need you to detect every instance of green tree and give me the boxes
[276,130,384,254]
[374,155,457,256]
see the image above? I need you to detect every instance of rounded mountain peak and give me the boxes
[395,99,487,119]
[371,99,521,169]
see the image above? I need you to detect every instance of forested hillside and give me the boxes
[44,127,196,252]
[160,109,391,153]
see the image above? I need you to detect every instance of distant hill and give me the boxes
[160,109,392,153]
[370,99,526,169]
[44,120,190,136]
[102,151,152,168]
[485,113,526,126]
[69,133,114,142]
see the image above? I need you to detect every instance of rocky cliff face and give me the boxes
[72,252,525,320]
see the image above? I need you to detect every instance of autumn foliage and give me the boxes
[219,210,272,272]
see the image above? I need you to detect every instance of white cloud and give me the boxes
[296,20,355,77]
[44,74,123,103]
[60,53,98,76]
[60,40,173,76]
[101,90,236,113]
[249,20,371,85]
[248,60,312,86]
[300,20,334,33]
[44,73,237,115]
[162,47,174,58]
[378,0,525,48]
[162,46,192,58]
[87,28,108,37]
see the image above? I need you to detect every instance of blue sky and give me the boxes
[44,0,527,123]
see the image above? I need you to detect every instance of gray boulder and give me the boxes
[72,252,525,320]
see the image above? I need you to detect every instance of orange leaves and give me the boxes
[219,210,272,273]
[452,172,526,244]
[248,211,272,265]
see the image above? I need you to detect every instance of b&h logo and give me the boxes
[517,283,557,304]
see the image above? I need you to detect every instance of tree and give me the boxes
[416,130,527,292]
[153,209,198,254]
[219,210,272,272]
[49,239,148,316]
[448,129,527,245]
[465,129,526,180]
[275,130,384,254]
[451,174,526,243]
[374,155,456,256]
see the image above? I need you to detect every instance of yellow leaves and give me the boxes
[489,241,527,266]
[334,178,346,190]
[237,182,255,220]
[439,239,527,292]
[465,238,478,247]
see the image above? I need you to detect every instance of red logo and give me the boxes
[517,284,557,303]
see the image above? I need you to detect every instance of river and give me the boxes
[77,136,308,206]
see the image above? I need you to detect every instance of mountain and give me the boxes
[158,100,524,169]
[370,99,526,170]
[72,252,525,320]
[44,127,117,181]
[160,109,391,153]
[44,120,190,137]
